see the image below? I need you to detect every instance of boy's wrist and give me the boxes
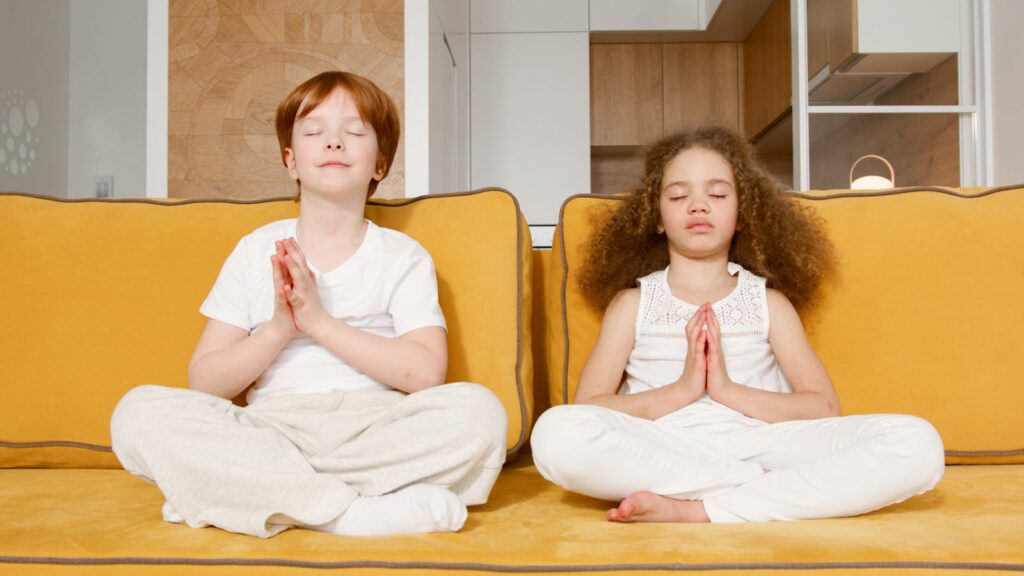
[306,314,336,343]
[258,320,293,347]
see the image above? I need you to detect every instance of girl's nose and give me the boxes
[325,137,345,151]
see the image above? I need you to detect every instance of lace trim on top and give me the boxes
[636,264,768,339]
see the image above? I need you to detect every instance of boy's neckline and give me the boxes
[661,262,743,309]
[290,218,376,282]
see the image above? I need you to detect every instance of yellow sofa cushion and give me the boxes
[1,462,1022,574]
[0,190,532,468]
[547,187,1024,464]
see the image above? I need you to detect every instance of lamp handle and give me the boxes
[849,155,895,188]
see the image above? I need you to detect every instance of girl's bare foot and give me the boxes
[606,491,710,523]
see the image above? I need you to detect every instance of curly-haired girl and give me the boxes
[531,126,944,523]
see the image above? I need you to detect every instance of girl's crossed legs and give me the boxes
[531,403,944,523]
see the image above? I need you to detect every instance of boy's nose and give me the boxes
[326,139,345,151]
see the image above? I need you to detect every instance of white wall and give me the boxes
[989,0,1024,185]
[404,0,470,197]
[0,0,70,197]
[68,0,147,199]
[430,0,470,194]
[471,32,590,227]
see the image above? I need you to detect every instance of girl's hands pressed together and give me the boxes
[674,304,709,404]
[278,238,332,339]
[702,304,735,402]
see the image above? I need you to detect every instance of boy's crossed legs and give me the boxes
[112,383,507,537]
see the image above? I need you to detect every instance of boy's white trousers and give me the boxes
[111,383,507,537]
[530,404,944,522]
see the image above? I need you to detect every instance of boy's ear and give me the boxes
[373,159,385,181]
[284,148,299,180]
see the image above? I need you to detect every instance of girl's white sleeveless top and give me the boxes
[623,262,791,425]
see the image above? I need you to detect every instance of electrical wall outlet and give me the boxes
[95,175,113,198]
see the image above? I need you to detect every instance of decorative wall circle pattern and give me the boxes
[0,90,39,176]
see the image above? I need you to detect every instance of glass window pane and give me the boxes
[809,113,960,190]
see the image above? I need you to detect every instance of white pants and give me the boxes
[111,383,507,537]
[530,404,944,522]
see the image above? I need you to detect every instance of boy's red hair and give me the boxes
[275,71,400,199]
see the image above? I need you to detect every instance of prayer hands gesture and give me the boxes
[674,303,734,405]
[270,238,330,339]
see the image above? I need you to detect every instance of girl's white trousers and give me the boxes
[531,403,944,522]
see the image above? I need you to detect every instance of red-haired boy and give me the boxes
[111,71,507,538]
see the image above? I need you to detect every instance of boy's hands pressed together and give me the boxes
[278,238,332,339]
[269,240,299,338]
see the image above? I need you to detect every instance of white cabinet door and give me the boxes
[470,0,588,33]
[857,0,960,54]
[589,0,700,31]
[471,32,590,226]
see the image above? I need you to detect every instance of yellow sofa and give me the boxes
[2,186,1023,575]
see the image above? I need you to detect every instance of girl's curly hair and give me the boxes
[579,125,837,314]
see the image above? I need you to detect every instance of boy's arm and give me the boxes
[187,318,291,399]
[189,244,297,399]
[308,322,448,394]
[707,289,840,422]
[574,289,706,420]
[279,238,448,393]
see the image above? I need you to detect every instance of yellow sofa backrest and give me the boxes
[547,187,1024,464]
[0,190,533,468]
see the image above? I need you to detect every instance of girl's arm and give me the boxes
[707,289,840,422]
[574,289,706,420]
[281,239,448,394]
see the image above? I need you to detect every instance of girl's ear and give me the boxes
[656,224,665,234]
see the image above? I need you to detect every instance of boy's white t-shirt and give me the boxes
[200,218,446,403]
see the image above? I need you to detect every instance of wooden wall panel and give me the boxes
[591,149,646,195]
[590,44,663,146]
[169,0,404,200]
[663,43,740,133]
[742,0,791,139]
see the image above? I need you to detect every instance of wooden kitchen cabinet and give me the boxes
[663,43,740,132]
[590,44,663,146]
[591,42,740,146]
[742,0,790,138]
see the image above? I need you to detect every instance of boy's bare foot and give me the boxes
[606,491,710,523]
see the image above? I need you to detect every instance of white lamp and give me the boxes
[849,154,895,190]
